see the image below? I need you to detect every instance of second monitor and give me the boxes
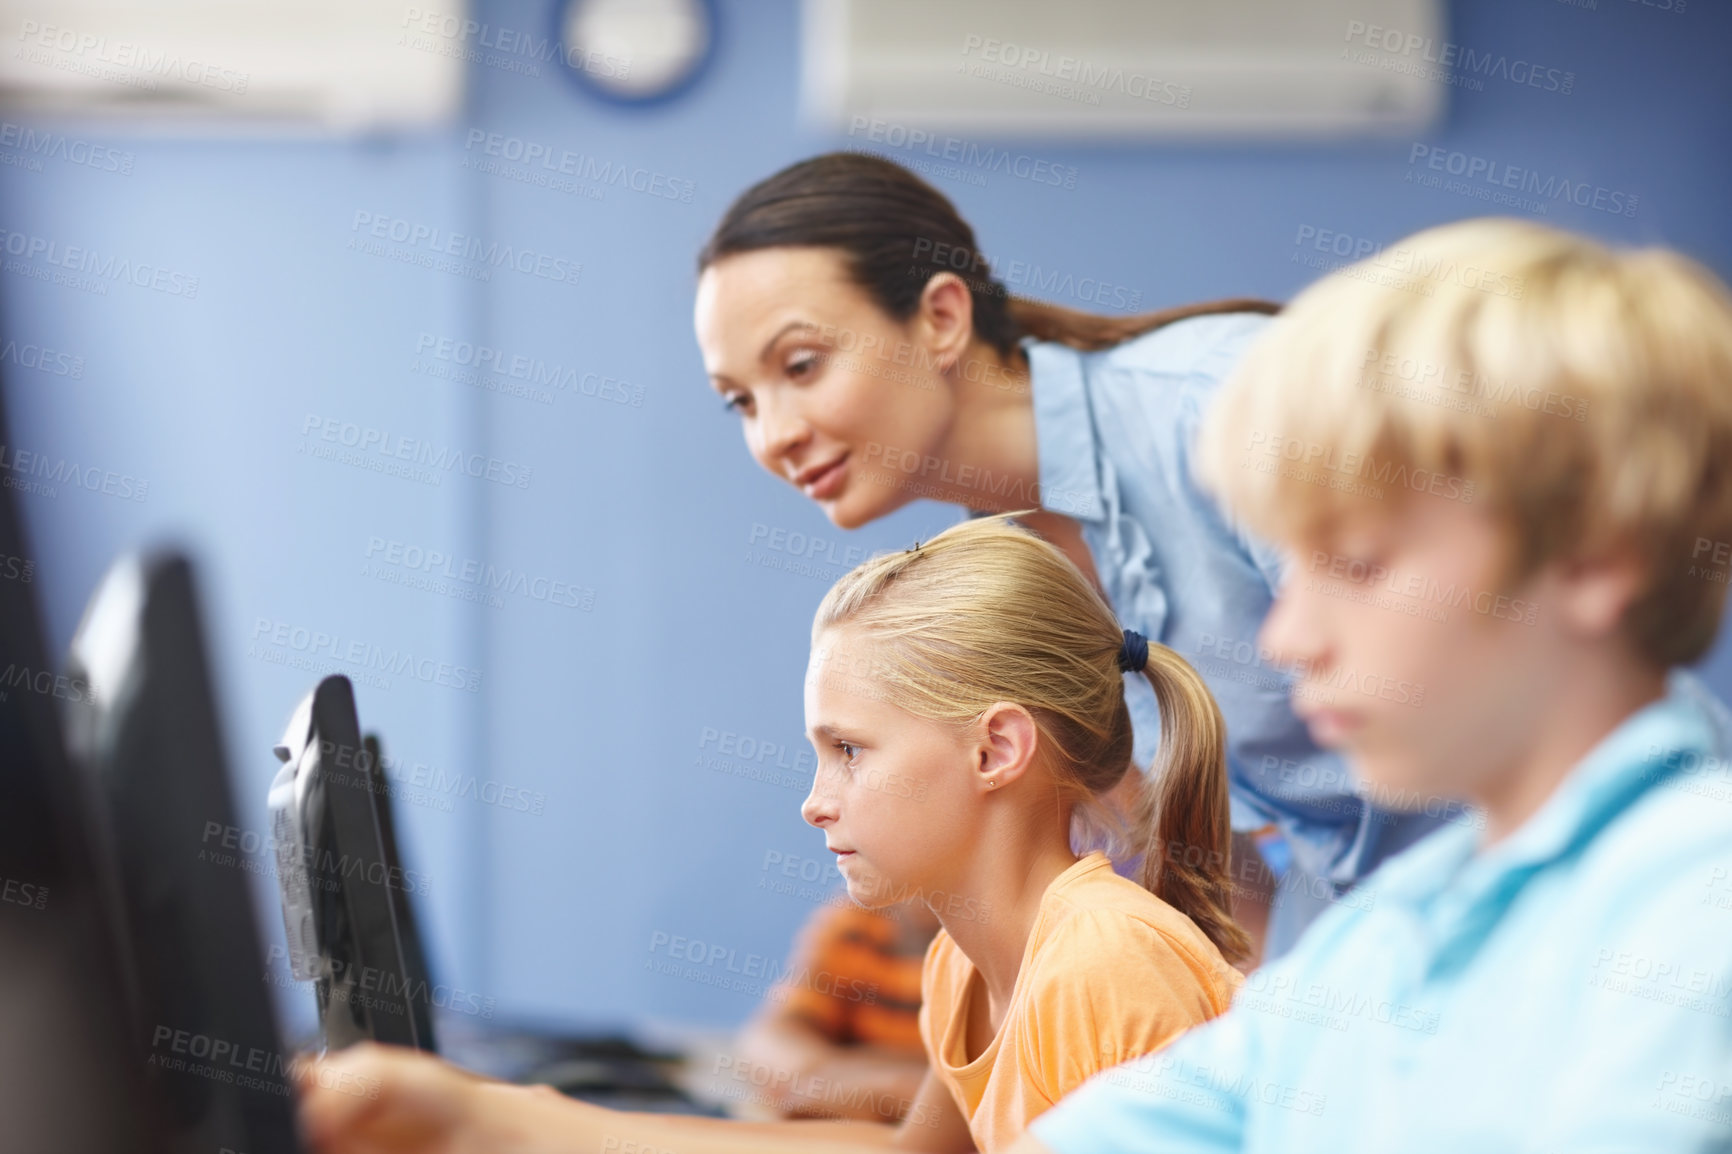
[268,675,433,1052]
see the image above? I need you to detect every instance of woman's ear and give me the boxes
[916,272,977,374]
[974,702,1039,792]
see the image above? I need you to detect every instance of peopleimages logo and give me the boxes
[1292,225,1523,298]
[364,535,595,612]
[0,873,47,911]
[15,20,251,93]
[0,443,149,501]
[0,663,95,705]
[400,7,632,81]
[0,339,82,378]
[0,226,199,298]
[414,333,644,408]
[846,117,1078,189]
[462,131,694,203]
[300,414,534,490]
[1407,145,1638,219]
[646,930,879,1004]
[0,121,133,174]
[249,616,483,694]
[349,212,581,288]
[1342,20,1574,94]
[909,237,1145,312]
[1242,430,1476,503]
[958,34,1191,107]
[264,945,496,1019]
[200,820,433,896]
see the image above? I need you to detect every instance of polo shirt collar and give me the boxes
[1469,693,1707,877]
[1375,694,1711,961]
[1025,339,1105,524]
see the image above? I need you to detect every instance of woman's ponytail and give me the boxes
[1129,644,1250,966]
[1004,296,1281,354]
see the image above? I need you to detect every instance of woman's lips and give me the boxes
[801,454,848,500]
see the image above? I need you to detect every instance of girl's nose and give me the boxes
[801,774,838,828]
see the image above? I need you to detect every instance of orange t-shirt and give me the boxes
[918,852,1241,1152]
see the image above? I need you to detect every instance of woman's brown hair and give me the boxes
[813,511,1250,965]
[699,151,1278,355]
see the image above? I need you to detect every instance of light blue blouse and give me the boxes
[1022,315,1445,897]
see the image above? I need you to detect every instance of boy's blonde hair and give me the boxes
[1197,217,1732,666]
[812,512,1249,964]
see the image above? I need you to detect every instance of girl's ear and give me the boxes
[974,702,1039,791]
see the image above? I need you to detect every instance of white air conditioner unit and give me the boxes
[803,0,1445,140]
[0,0,468,132]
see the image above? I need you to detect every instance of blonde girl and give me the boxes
[300,513,1245,1154]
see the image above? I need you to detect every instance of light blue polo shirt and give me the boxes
[1029,690,1732,1153]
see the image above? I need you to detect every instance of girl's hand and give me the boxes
[295,1042,568,1154]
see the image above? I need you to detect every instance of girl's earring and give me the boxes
[986,779,997,788]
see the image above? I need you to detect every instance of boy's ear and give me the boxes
[975,702,1039,789]
[1553,542,1650,639]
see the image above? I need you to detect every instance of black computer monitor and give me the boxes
[0,406,168,1152]
[364,731,439,1050]
[268,675,431,1051]
[62,552,302,1154]
[268,695,711,1111]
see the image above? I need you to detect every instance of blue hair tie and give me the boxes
[1117,629,1149,674]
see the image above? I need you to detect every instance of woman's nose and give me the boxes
[757,393,812,468]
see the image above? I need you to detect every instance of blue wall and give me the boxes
[4,0,1730,1032]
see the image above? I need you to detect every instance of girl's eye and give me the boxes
[786,352,821,379]
[720,392,749,414]
[835,740,860,763]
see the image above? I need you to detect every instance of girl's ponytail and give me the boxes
[810,511,1250,966]
[1130,644,1250,966]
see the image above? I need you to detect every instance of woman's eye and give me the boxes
[720,392,749,413]
[786,352,821,379]
[835,740,860,763]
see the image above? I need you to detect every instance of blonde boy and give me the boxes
[1014,218,1732,1153]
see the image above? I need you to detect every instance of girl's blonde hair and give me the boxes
[812,512,1249,964]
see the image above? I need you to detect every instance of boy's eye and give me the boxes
[1339,556,1383,582]
[1322,542,1384,582]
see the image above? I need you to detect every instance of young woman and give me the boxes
[693,152,1446,953]
[299,514,1245,1153]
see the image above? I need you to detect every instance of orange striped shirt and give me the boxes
[776,900,930,1053]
